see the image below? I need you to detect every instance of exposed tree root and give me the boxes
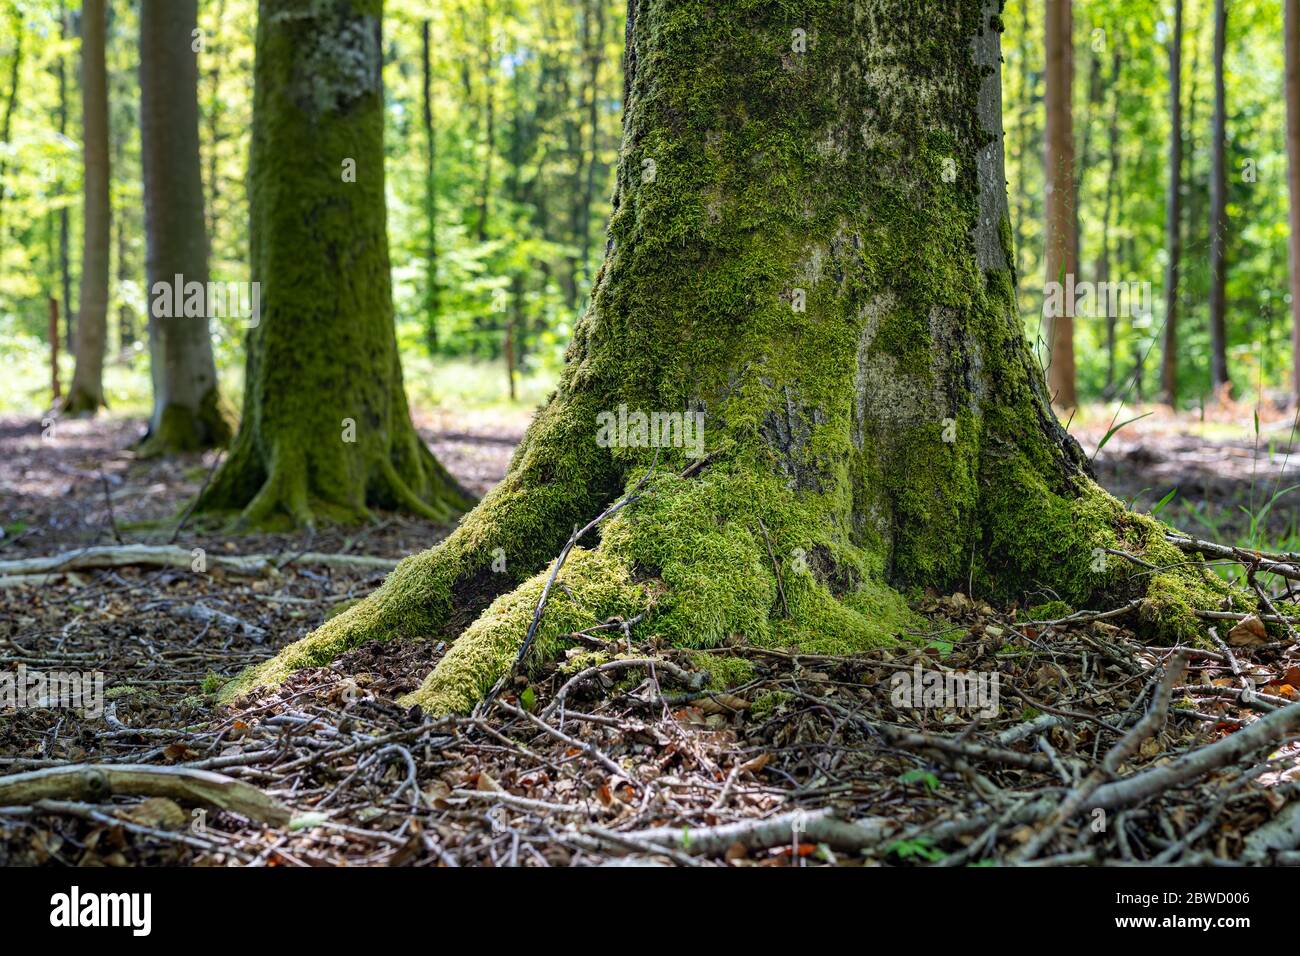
[222,446,1256,720]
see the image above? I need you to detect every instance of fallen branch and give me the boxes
[0,544,399,585]
[1165,533,1300,583]
[1012,652,1188,862]
[0,764,293,826]
[1089,700,1300,811]
[593,808,895,858]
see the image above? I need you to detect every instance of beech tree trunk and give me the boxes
[195,0,472,528]
[1043,0,1077,409]
[139,0,231,456]
[223,0,1233,715]
[1208,0,1230,395]
[1161,0,1184,407]
[64,0,111,416]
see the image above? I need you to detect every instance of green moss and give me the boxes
[1023,600,1072,621]
[400,547,645,715]
[688,653,757,690]
[750,690,793,720]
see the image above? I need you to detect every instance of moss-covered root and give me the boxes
[976,462,1253,644]
[399,465,920,716]
[403,548,646,715]
[217,395,623,704]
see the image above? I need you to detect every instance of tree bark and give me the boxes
[1208,0,1230,396]
[1288,0,1300,399]
[1098,43,1122,398]
[64,0,111,416]
[1161,0,1184,407]
[58,1,73,354]
[194,0,473,528]
[222,0,1237,715]
[0,0,24,237]
[421,18,440,352]
[1043,0,1077,409]
[138,0,231,455]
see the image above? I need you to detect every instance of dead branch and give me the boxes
[0,764,293,826]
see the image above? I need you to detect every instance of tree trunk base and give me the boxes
[219,446,1248,717]
[60,385,106,417]
[136,391,234,458]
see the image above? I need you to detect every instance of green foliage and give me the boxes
[1003,0,1294,405]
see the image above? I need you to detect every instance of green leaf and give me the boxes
[1095,412,1152,454]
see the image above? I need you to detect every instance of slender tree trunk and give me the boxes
[1044,0,1077,408]
[203,0,228,243]
[1208,0,1230,395]
[64,0,111,416]
[1161,0,1184,407]
[574,0,605,293]
[421,18,440,351]
[1013,0,1032,280]
[223,0,1231,715]
[1287,0,1300,399]
[137,0,231,455]
[58,1,73,354]
[116,202,132,351]
[1099,44,1121,399]
[475,14,494,244]
[0,1,24,237]
[196,0,473,528]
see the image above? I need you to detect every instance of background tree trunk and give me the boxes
[196,0,473,528]
[1044,0,1077,408]
[0,1,25,238]
[1099,43,1122,399]
[1288,0,1300,400]
[58,1,74,354]
[64,0,110,416]
[224,0,1225,715]
[1161,0,1184,407]
[138,0,231,456]
[421,18,439,352]
[1208,0,1231,395]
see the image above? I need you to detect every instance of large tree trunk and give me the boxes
[1208,0,1230,396]
[138,0,232,456]
[64,0,111,416]
[1161,0,1184,407]
[1043,0,1077,409]
[194,0,472,528]
[223,0,1236,715]
[1288,0,1300,400]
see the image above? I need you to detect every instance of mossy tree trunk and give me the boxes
[195,0,473,528]
[64,0,110,416]
[138,0,232,456]
[225,0,1240,713]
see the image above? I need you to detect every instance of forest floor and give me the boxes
[1,404,1299,867]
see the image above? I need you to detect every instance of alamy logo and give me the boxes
[1042,274,1152,320]
[595,404,705,458]
[1,665,103,718]
[889,663,999,719]
[151,274,261,328]
[50,886,151,936]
